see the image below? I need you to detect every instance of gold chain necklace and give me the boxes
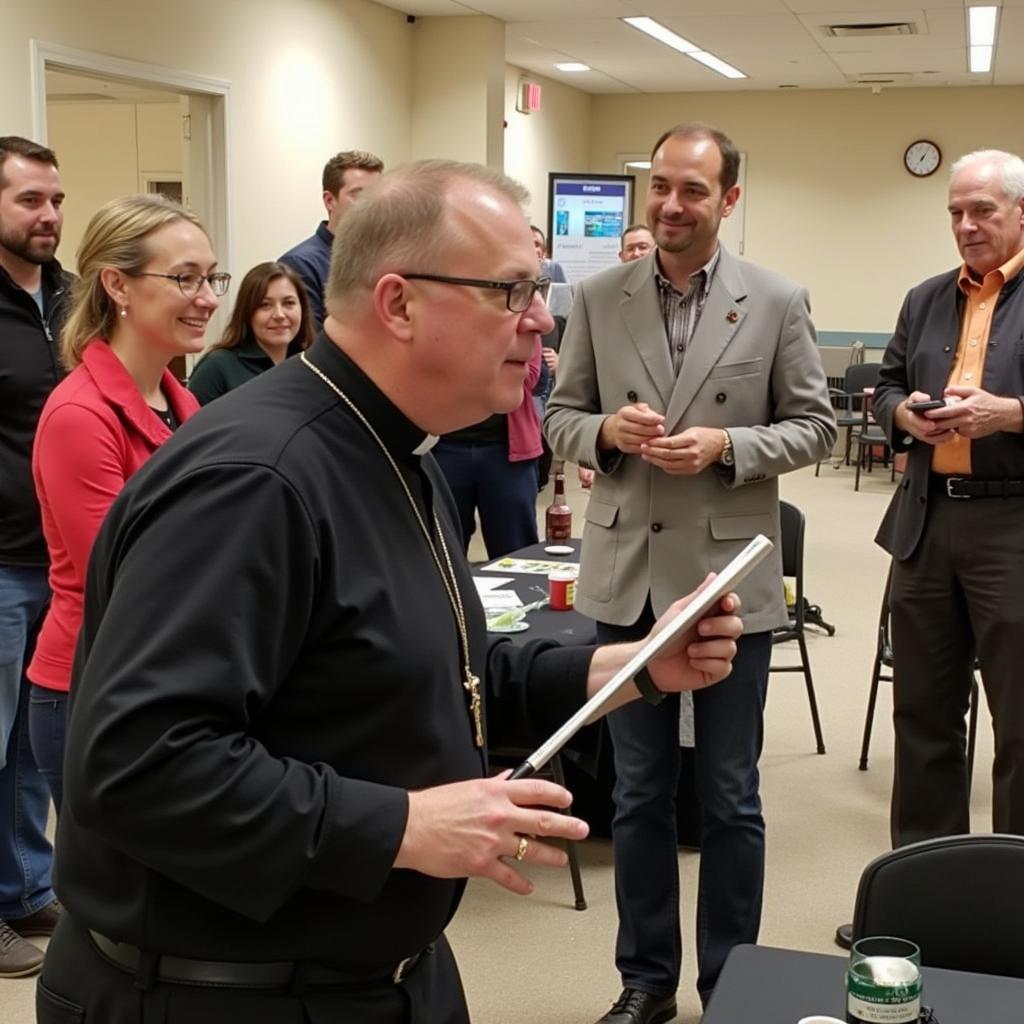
[300,352,483,747]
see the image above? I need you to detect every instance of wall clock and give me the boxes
[904,140,941,177]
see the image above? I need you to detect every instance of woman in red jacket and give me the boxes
[27,194,227,812]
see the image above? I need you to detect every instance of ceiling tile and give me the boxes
[381,0,1024,93]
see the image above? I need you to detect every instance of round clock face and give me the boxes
[904,140,941,177]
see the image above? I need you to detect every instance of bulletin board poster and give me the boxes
[547,174,634,284]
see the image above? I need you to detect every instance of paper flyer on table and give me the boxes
[482,557,579,577]
[473,576,514,594]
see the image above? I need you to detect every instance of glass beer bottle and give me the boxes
[545,472,572,543]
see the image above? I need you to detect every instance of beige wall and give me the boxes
[411,16,505,167]
[48,101,182,272]
[2,0,413,281]
[6,3,1024,340]
[504,66,592,231]
[591,87,1024,335]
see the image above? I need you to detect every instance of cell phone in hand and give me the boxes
[906,399,947,412]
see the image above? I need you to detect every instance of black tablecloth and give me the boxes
[479,540,701,846]
[703,944,1024,1024]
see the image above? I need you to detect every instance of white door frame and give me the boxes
[30,39,233,273]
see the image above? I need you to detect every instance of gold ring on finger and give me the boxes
[514,835,529,861]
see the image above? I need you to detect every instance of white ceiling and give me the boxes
[375,0,1024,92]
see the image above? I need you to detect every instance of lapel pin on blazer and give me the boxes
[726,310,739,323]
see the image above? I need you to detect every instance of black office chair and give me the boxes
[816,362,881,474]
[770,501,827,754]
[852,834,1024,977]
[859,564,980,783]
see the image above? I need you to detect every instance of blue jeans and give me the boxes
[0,565,54,919]
[600,609,770,1002]
[29,686,68,816]
[432,440,539,559]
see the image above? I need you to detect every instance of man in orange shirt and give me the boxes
[873,149,1024,848]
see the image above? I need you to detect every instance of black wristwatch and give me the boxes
[634,666,666,705]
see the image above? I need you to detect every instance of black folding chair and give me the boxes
[770,501,827,754]
[487,749,586,910]
[816,362,881,474]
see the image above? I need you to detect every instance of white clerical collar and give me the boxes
[413,434,439,455]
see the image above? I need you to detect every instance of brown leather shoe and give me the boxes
[0,920,44,978]
[595,988,677,1024]
[9,899,61,937]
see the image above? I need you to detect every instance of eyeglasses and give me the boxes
[401,273,551,313]
[129,272,232,298]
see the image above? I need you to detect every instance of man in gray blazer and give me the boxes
[545,123,835,1023]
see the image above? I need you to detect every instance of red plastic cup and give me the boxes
[549,572,576,611]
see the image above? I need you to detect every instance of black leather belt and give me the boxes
[930,476,1024,499]
[89,930,431,990]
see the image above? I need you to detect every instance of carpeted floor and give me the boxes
[2,460,995,1024]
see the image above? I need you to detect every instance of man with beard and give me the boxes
[546,123,835,1022]
[0,137,71,977]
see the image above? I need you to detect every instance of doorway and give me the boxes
[31,42,231,379]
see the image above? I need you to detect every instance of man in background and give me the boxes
[547,122,835,1022]
[0,136,69,977]
[873,148,1024,848]
[280,149,383,328]
[531,224,568,283]
[619,223,654,263]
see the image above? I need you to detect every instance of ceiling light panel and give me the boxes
[968,6,998,47]
[689,51,747,78]
[622,17,699,53]
[622,16,746,79]
[969,44,993,73]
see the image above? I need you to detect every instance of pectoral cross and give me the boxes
[464,671,483,748]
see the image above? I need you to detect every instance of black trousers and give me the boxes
[38,915,469,1024]
[890,494,1024,845]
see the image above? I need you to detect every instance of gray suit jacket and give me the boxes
[544,248,836,633]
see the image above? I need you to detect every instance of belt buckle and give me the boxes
[392,955,414,984]
[946,477,970,500]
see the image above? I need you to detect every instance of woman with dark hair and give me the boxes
[187,261,313,404]
[29,194,223,812]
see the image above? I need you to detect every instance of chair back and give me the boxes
[778,500,805,625]
[852,834,1024,978]
[844,361,881,395]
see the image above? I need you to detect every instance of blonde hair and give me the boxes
[325,160,529,314]
[61,194,207,369]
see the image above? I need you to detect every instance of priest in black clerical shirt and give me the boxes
[39,160,743,1024]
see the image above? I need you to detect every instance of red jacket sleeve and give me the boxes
[35,403,130,584]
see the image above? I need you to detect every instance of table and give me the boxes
[479,540,702,845]
[477,538,594,647]
[702,944,1024,1024]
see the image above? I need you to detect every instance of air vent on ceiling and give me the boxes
[849,72,915,85]
[826,22,916,38]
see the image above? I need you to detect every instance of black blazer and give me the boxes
[874,266,1024,560]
